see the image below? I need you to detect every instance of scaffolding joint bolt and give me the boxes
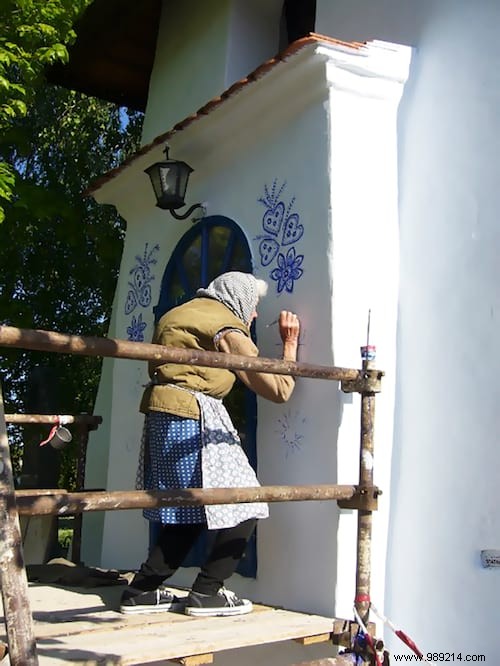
[337,485,380,511]
[341,369,383,394]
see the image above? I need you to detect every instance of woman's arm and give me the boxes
[217,311,300,403]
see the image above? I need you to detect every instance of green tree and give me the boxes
[0,81,143,488]
[0,0,92,221]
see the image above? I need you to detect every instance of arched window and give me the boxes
[151,215,258,577]
[154,216,254,321]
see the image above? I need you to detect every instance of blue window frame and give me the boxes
[150,215,258,578]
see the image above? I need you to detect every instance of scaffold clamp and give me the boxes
[337,485,381,511]
[341,369,384,394]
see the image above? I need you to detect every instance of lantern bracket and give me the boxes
[170,203,206,221]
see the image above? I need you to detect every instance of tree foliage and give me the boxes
[0,6,143,487]
[0,0,92,221]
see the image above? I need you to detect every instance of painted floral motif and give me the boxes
[126,313,147,342]
[125,243,159,315]
[276,409,306,458]
[270,247,304,294]
[255,180,304,293]
[124,242,159,341]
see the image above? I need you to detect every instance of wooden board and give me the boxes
[0,584,335,665]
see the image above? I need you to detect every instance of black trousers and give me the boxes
[130,519,257,595]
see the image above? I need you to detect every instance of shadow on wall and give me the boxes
[280,0,317,51]
[316,0,438,47]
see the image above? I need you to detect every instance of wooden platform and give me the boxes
[0,583,337,665]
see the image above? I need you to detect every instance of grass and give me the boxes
[58,527,73,552]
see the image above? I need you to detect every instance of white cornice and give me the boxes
[92,37,411,206]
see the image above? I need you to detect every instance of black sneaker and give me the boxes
[120,586,185,614]
[185,587,253,617]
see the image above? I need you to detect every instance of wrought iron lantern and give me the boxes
[144,145,204,220]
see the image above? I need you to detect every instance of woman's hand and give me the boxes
[278,310,300,343]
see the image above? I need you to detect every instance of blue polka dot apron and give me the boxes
[136,387,269,530]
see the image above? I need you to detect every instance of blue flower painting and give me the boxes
[125,242,159,341]
[127,313,147,342]
[270,247,304,294]
[255,180,304,293]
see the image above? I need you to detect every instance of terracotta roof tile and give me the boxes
[85,33,363,195]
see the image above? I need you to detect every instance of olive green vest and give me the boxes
[140,297,250,418]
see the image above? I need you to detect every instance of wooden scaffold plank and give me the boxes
[176,654,214,666]
[0,580,337,665]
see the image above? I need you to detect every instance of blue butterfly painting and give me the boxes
[255,180,305,293]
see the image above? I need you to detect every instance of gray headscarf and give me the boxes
[196,271,261,325]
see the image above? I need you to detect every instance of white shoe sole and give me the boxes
[185,602,253,617]
[120,601,186,615]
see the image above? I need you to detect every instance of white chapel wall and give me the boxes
[83,0,284,565]
[318,0,500,661]
[85,40,409,633]
[88,48,338,613]
[141,0,284,146]
[83,0,500,660]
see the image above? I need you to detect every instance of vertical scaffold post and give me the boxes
[354,342,377,626]
[71,420,90,565]
[0,386,38,665]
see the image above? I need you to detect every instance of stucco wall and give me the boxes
[140,0,231,146]
[318,0,500,661]
[88,44,337,605]
[141,0,284,146]
[82,1,500,662]
[86,41,409,639]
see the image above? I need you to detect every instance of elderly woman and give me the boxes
[120,271,300,617]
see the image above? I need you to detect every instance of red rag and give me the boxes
[396,630,424,659]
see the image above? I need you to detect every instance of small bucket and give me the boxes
[40,424,73,450]
[49,426,72,450]
[360,345,376,362]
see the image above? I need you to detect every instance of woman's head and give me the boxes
[196,271,268,325]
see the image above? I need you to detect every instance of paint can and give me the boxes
[360,345,376,362]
